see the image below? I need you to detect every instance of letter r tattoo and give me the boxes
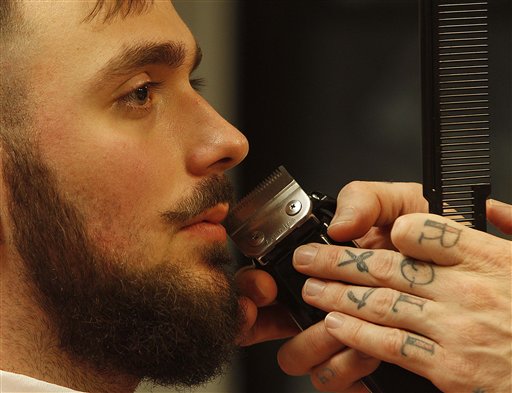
[419,219,461,248]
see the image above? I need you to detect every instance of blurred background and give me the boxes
[138,0,511,392]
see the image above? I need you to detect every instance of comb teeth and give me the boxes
[226,166,294,231]
[422,0,491,230]
[439,1,491,228]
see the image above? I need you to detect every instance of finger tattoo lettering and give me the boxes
[419,219,461,248]
[400,258,435,287]
[347,288,377,310]
[400,335,435,357]
[338,250,373,273]
[392,294,426,313]
[473,388,486,393]
[316,367,336,384]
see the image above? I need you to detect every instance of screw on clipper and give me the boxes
[285,200,302,216]
[248,230,265,247]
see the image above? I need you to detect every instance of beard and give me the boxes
[1,136,244,388]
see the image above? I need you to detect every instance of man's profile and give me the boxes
[1,1,249,391]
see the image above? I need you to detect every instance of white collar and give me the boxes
[0,370,83,392]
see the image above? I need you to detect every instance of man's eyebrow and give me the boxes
[96,41,203,81]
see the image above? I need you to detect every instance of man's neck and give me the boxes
[0,261,139,393]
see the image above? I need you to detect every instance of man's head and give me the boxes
[0,0,249,389]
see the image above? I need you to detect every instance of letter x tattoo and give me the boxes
[338,250,373,273]
[419,219,461,248]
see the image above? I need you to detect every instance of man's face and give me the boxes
[1,0,249,387]
[22,1,248,275]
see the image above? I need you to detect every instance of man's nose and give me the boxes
[184,95,249,176]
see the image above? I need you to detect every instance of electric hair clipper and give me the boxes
[226,166,352,329]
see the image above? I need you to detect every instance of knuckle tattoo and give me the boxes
[392,293,427,314]
[346,287,376,310]
[313,366,336,388]
[418,219,462,248]
[400,335,435,357]
[400,258,435,288]
[338,250,373,273]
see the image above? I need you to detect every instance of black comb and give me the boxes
[422,0,491,231]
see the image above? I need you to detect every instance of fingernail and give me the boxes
[330,207,355,227]
[294,245,318,266]
[304,278,326,296]
[325,312,345,329]
[488,199,509,210]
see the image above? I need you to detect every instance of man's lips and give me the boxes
[181,203,230,227]
[179,204,229,241]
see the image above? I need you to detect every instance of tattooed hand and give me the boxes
[277,182,512,393]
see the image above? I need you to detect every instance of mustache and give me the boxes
[161,175,235,225]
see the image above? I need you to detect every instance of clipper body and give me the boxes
[226,166,352,329]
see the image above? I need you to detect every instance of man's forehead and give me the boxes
[83,0,155,24]
[20,0,159,28]
[17,0,199,93]
[19,0,194,56]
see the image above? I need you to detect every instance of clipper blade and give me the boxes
[226,166,312,259]
[227,166,293,230]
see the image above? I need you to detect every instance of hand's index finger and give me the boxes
[328,182,428,242]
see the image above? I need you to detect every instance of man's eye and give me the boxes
[121,83,152,106]
[118,82,162,113]
[131,85,149,104]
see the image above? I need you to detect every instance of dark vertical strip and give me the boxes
[422,0,444,216]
